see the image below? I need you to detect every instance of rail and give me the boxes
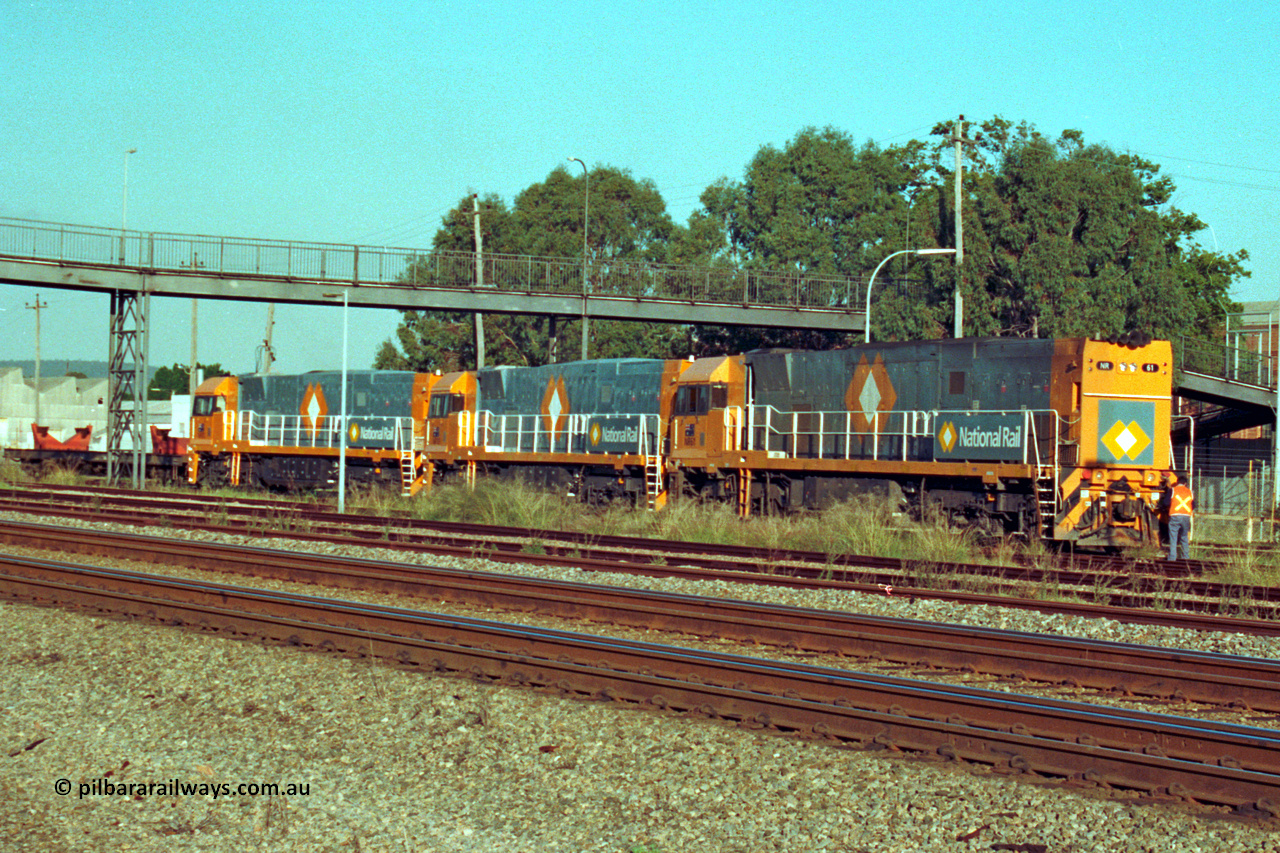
[740,406,1061,467]
[6,554,1280,810]
[0,216,920,312]
[473,411,663,457]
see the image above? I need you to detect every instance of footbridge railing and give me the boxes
[1177,335,1276,391]
[0,216,927,313]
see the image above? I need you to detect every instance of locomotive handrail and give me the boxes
[474,410,663,457]
[230,411,413,451]
[237,411,342,448]
[723,406,744,452]
[744,405,1064,468]
[745,405,934,461]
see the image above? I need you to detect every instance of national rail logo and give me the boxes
[937,421,958,453]
[1101,419,1151,462]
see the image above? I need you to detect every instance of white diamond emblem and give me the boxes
[548,387,563,422]
[858,377,881,421]
[1114,425,1136,455]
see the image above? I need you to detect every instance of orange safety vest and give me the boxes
[1170,484,1194,517]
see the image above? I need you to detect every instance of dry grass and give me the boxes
[1209,545,1280,589]
[0,457,27,484]
[401,480,1008,567]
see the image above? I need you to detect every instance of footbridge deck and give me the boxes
[0,217,874,332]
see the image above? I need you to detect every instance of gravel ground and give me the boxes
[3,513,1280,851]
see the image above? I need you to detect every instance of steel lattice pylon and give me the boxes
[106,289,148,487]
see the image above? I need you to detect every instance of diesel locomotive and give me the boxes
[187,335,1175,548]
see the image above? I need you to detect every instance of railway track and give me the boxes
[1,551,1278,813]
[0,484,1248,577]
[4,518,1280,714]
[0,486,1278,631]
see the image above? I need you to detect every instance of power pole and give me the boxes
[189,299,198,398]
[473,194,485,368]
[259,303,276,374]
[25,293,47,430]
[951,114,965,338]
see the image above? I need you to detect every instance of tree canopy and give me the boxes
[376,118,1247,370]
[148,362,227,400]
[376,168,690,371]
[899,117,1246,341]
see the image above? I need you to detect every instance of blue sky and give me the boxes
[2,0,1277,376]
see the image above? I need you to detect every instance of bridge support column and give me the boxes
[107,289,149,488]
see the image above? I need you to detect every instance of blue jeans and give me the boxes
[1168,515,1191,560]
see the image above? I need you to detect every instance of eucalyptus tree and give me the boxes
[907,117,1246,341]
[376,169,690,370]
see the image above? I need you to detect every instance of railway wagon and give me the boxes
[188,370,435,491]
[666,336,1173,548]
[3,424,188,484]
[422,358,687,507]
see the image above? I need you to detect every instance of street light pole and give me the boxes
[120,148,137,264]
[568,157,589,360]
[25,294,47,430]
[324,290,350,513]
[864,248,957,343]
[339,289,348,513]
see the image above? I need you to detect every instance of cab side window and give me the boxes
[428,393,465,418]
[675,386,711,415]
[193,396,225,416]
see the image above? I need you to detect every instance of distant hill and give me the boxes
[0,360,158,381]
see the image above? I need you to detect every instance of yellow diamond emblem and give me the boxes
[938,421,957,453]
[1101,420,1150,461]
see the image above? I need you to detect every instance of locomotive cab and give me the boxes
[187,375,239,485]
[669,356,745,462]
[423,371,477,455]
[1050,338,1173,548]
[190,375,238,444]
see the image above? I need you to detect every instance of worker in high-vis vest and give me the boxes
[1165,473,1194,561]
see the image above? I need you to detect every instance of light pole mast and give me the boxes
[951,116,965,338]
[120,148,137,264]
[473,194,485,368]
[568,158,589,360]
[864,250,956,343]
[25,294,47,429]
